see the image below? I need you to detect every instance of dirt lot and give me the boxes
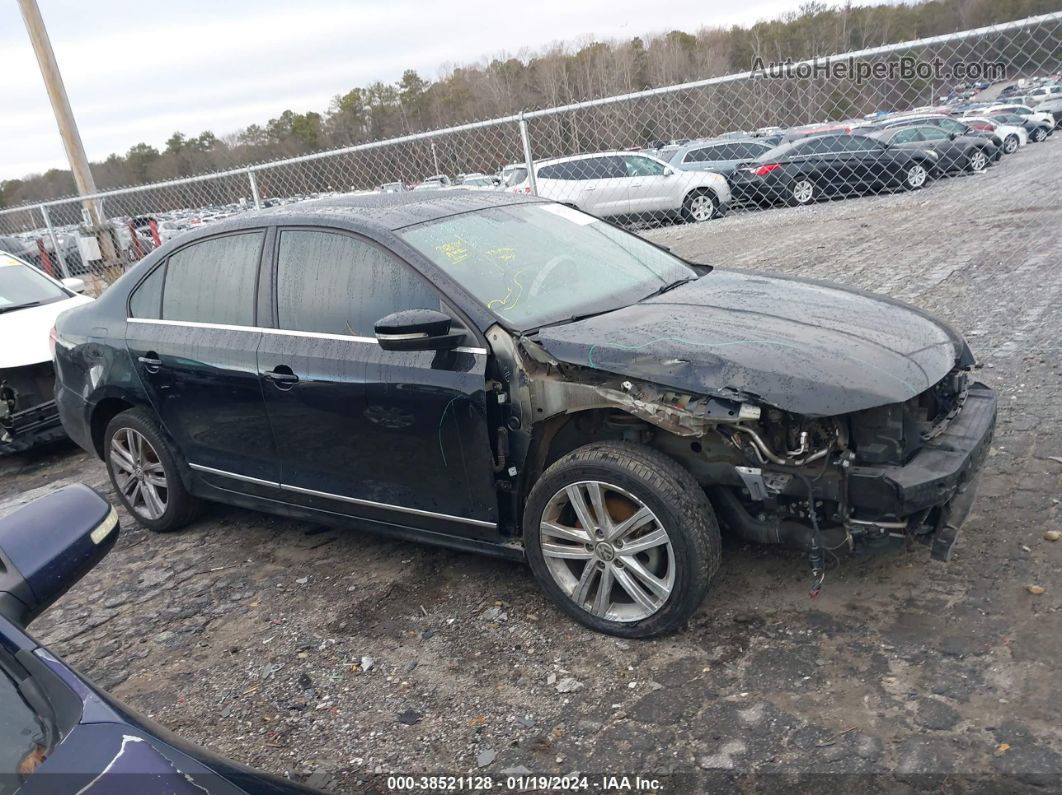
[3,137,1061,793]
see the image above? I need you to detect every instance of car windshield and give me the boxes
[399,203,694,330]
[0,254,67,312]
[503,167,528,187]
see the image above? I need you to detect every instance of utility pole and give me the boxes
[18,0,118,272]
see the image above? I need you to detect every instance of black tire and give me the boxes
[523,442,721,638]
[103,408,204,532]
[966,147,989,173]
[1002,134,1019,154]
[680,189,718,223]
[1031,126,1048,143]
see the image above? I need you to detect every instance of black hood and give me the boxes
[535,269,971,416]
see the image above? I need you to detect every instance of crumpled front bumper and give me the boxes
[0,399,66,454]
[846,382,997,558]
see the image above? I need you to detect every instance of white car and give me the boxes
[506,151,731,223]
[456,174,500,190]
[0,253,92,453]
[982,104,1055,137]
[960,116,1029,153]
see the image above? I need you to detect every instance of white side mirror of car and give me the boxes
[663,166,675,176]
[61,277,86,294]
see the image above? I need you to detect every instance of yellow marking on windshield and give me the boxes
[485,246,516,262]
[486,269,527,314]
[436,239,469,263]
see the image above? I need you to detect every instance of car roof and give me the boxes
[536,150,653,166]
[225,190,545,232]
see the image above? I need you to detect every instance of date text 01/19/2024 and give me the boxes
[385,774,664,791]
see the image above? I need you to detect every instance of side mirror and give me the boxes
[662,166,675,176]
[374,309,465,352]
[61,277,85,294]
[0,485,119,627]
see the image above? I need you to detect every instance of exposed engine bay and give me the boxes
[0,362,62,453]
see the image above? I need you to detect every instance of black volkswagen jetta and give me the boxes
[53,192,995,637]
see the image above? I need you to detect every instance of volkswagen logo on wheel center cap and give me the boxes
[595,542,616,562]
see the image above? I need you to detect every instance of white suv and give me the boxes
[507,152,730,223]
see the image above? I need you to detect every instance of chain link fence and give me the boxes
[1,12,1059,291]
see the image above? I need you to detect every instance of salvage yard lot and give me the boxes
[2,137,1061,791]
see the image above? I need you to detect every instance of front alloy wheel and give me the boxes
[539,481,675,622]
[524,442,721,638]
[1031,127,1048,143]
[904,162,928,189]
[1003,134,1019,154]
[110,428,168,520]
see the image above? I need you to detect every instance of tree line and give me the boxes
[2,0,1058,208]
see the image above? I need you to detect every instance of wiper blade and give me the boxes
[0,301,41,314]
[645,277,695,299]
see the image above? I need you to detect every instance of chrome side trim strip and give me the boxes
[279,482,497,528]
[188,462,280,488]
[127,318,488,355]
[189,462,497,529]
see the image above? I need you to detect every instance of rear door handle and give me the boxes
[138,353,162,373]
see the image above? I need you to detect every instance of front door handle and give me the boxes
[138,353,162,373]
[264,366,299,390]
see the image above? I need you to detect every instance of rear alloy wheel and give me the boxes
[104,408,204,532]
[524,442,720,638]
[966,149,989,173]
[903,162,928,190]
[681,190,716,223]
[790,178,815,205]
[1002,134,1019,154]
[1031,126,1048,143]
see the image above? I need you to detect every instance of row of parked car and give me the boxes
[492,87,1060,223]
[6,78,1059,278]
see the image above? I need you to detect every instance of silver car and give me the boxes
[507,151,730,223]
[659,139,775,177]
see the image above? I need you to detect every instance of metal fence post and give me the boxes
[247,168,262,210]
[39,204,70,278]
[518,112,538,196]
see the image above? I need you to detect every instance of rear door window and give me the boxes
[623,156,667,177]
[578,157,627,179]
[275,229,440,337]
[683,145,724,163]
[891,128,923,144]
[919,127,950,141]
[161,232,264,326]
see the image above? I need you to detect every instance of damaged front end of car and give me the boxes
[0,362,65,455]
[486,326,996,593]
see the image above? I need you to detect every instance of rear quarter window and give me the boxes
[128,263,165,319]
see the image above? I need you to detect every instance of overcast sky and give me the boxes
[3,0,832,180]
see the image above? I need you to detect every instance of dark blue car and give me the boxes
[0,485,320,795]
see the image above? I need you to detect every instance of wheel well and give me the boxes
[90,397,135,457]
[684,186,717,205]
[524,409,673,495]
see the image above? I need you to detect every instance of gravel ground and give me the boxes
[2,136,1061,793]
